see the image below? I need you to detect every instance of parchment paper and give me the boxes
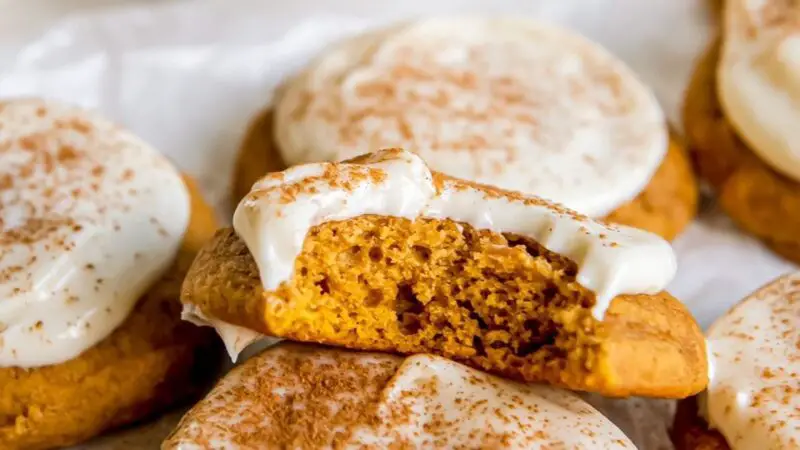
[0,1,795,448]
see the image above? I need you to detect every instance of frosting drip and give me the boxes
[719,0,800,181]
[181,304,267,360]
[0,99,190,368]
[275,18,667,217]
[703,272,800,450]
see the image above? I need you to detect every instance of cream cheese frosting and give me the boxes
[719,0,800,181]
[274,18,667,217]
[0,99,190,368]
[181,304,266,359]
[190,148,676,360]
[163,344,635,449]
[702,272,800,450]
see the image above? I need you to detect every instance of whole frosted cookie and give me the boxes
[164,343,636,449]
[0,99,219,450]
[671,272,800,450]
[184,148,708,399]
[684,0,800,263]
[235,18,697,240]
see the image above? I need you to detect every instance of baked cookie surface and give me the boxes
[0,177,219,450]
[604,135,697,241]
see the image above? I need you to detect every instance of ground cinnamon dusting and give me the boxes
[165,346,633,449]
[0,98,183,337]
[167,345,403,448]
[281,22,651,179]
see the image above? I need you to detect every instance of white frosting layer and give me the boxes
[229,148,673,331]
[275,18,667,217]
[181,304,265,360]
[703,272,800,450]
[199,149,676,361]
[0,99,190,368]
[719,0,800,181]
[164,345,635,449]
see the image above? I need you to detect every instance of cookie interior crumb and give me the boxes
[268,215,606,386]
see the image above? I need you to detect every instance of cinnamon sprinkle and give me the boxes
[0,99,183,305]
[164,345,633,449]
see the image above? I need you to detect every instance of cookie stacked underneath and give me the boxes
[164,344,638,449]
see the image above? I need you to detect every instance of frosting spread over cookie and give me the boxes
[163,344,635,449]
[0,99,190,368]
[702,272,800,450]
[228,147,674,326]
[182,303,266,359]
[274,18,667,217]
[719,0,800,181]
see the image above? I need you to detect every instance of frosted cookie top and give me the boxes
[703,272,800,450]
[719,0,800,181]
[274,18,667,217]
[163,344,635,449]
[231,148,675,321]
[0,99,190,368]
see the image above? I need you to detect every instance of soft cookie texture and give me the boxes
[684,43,800,263]
[164,343,636,449]
[184,227,706,399]
[233,110,697,241]
[0,177,219,450]
[190,149,707,399]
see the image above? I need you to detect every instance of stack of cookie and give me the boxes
[169,146,707,447]
[167,18,712,449]
[3,7,797,450]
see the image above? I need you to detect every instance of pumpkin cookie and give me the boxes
[234,18,697,241]
[185,148,708,399]
[684,0,800,263]
[671,272,800,450]
[0,99,219,450]
[165,343,636,449]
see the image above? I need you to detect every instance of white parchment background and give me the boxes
[0,1,795,448]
